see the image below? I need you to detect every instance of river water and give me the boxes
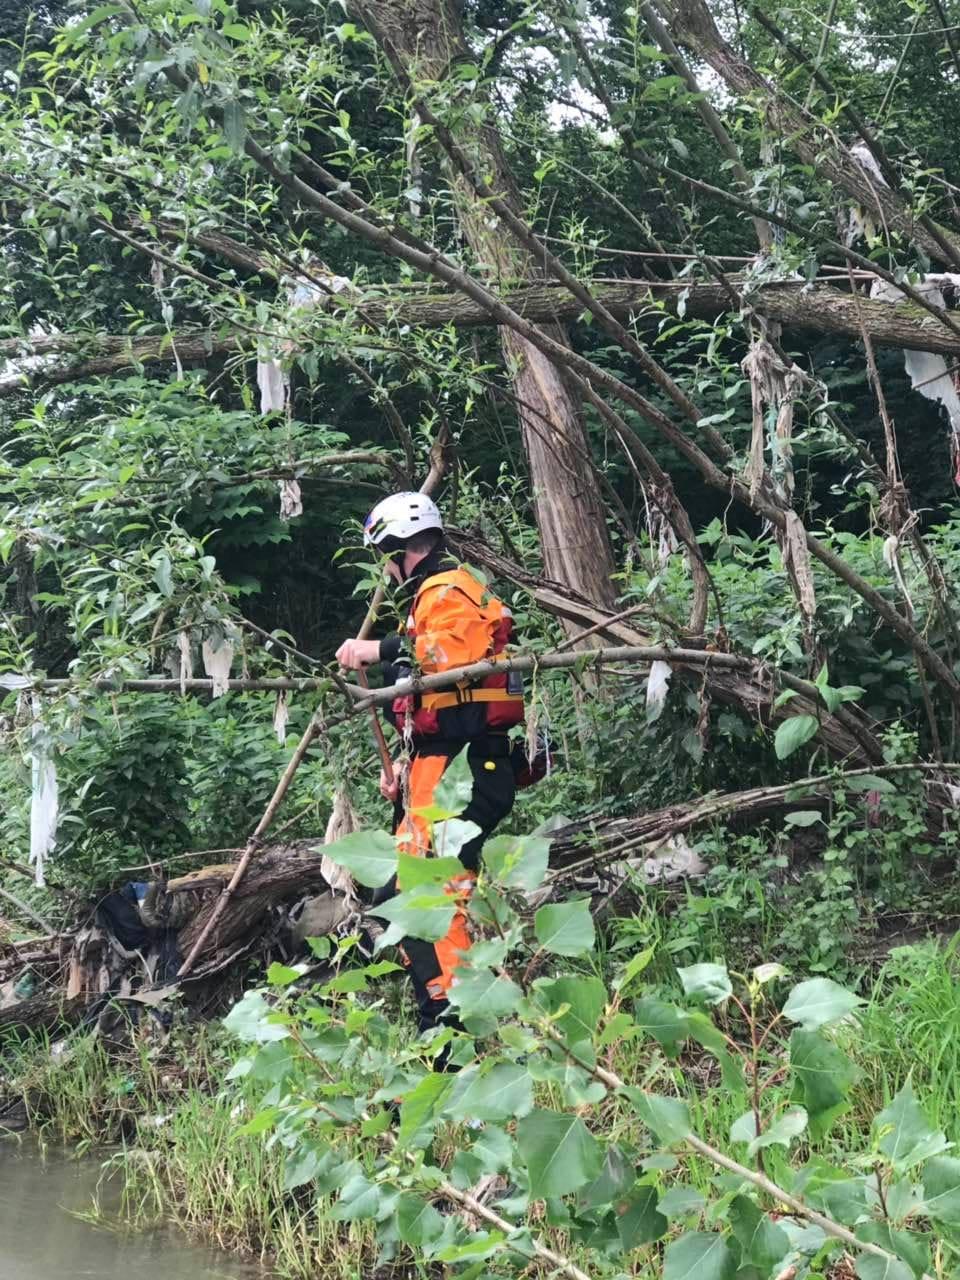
[0,1139,266,1280]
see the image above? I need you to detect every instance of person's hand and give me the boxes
[335,638,381,669]
[380,760,403,802]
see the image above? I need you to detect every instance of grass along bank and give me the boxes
[6,934,960,1278]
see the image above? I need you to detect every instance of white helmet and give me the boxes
[363,492,443,547]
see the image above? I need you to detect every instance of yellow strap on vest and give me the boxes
[420,687,523,712]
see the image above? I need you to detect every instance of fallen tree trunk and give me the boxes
[4,280,960,397]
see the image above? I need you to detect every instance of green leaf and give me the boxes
[446,1063,534,1123]
[448,967,522,1023]
[658,1186,706,1218]
[633,997,690,1056]
[223,991,289,1043]
[433,819,481,860]
[429,746,474,818]
[874,1082,949,1170]
[845,774,898,794]
[854,1255,915,1280]
[614,945,655,994]
[318,829,396,888]
[516,1109,602,1199]
[265,962,301,986]
[222,22,251,40]
[396,1193,445,1248]
[398,1072,452,1148]
[534,899,595,957]
[625,1089,691,1143]
[921,1155,960,1223]
[283,1143,326,1190]
[677,962,732,1005]
[730,1107,807,1156]
[790,1028,857,1139]
[614,1185,667,1250]
[373,888,457,947]
[396,851,465,891]
[482,833,551,890]
[663,1232,737,1280]
[578,1144,635,1209]
[774,714,819,759]
[728,1195,790,1271]
[856,1223,930,1279]
[331,1172,380,1221]
[782,977,863,1030]
[533,975,606,1050]
[784,809,823,827]
[753,963,787,985]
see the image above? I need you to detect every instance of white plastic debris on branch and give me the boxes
[278,478,303,521]
[870,276,960,467]
[847,141,888,246]
[273,691,289,745]
[177,629,194,696]
[257,267,354,416]
[202,635,235,698]
[257,357,287,414]
[29,695,58,888]
[646,660,672,723]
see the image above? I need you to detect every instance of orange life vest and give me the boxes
[391,567,524,739]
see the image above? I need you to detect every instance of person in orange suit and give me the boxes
[336,492,522,1042]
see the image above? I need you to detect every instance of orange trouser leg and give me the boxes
[394,754,474,1022]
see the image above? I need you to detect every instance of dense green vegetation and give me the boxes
[5,0,960,1277]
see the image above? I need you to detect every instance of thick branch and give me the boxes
[5,280,960,398]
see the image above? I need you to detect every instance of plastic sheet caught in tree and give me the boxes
[277,478,303,521]
[202,636,235,698]
[871,275,960,442]
[28,695,57,888]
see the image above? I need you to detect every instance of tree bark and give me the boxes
[352,0,617,609]
[6,279,960,399]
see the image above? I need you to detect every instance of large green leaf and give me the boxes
[516,1109,602,1199]
[448,967,522,1023]
[854,1254,916,1280]
[730,1107,807,1156]
[398,1072,452,1148]
[317,829,397,888]
[396,1193,445,1248]
[856,1223,930,1279]
[426,746,474,819]
[579,1144,636,1209]
[446,1063,534,1123]
[774,714,819,760]
[534,899,595,957]
[874,1082,949,1170]
[790,1028,857,1139]
[728,1194,790,1272]
[782,977,863,1030]
[615,1185,667,1250]
[658,1186,706,1219]
[663,1231,737,1280]
[223,990,289,1043]
[625,1089,692,1144]
[921,1155,960,1224]
[432,818,481,860]
[533,975,606,1051]
[677,962,732,1005]
[633,997,690,1056]
[371,887,456,947]
[331,1172,380,1221]
[396,851,466,891]
[482,833,552,890]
